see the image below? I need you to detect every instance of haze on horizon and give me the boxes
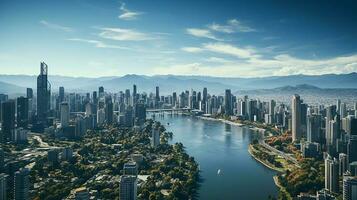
[1,0,357,78]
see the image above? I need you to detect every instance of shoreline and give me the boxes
[248,144,285,173]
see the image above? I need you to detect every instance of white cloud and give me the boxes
[40,20,73,32]
[67,38,130,49]
[173,40,357,77]
[208,19,256,33]
[203,43,258,59]
[98,28,153,41]
[181,47,204,53]
[182,42,259,59]
[186,28,222,41]
[205,57,232,63]
[118,3,143,20]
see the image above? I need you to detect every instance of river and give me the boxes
[154,114,278,200]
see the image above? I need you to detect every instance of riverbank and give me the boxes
[248,144,285,173]
[273,176,293,200]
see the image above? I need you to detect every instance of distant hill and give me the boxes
[0,73,356,94]
[0,81,25,94]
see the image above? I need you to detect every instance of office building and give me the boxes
[37,62,51,125]
[16,97,29,128]
[1,100,15,143]
[0,173,7,200]
[339,153,349,176]
[292,94,302,142]
[224,89,233,115]
[307,114,321,143]
[123,162,138,176]
[151,125,160,148]
[343,176,357,200]
[60,102,70,128]
[348,136,357,163]
[14,168,30,200]
[119,175,137,200]
[325,156,339,193]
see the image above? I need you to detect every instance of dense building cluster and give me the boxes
[0,62,356,199]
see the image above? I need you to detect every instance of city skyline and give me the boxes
[1,0,357,77]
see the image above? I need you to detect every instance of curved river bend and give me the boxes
[155,114,278,200]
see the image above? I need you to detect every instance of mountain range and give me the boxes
[0,73,356,95]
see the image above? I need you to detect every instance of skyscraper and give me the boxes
[325,156,339,193]
[1,100,15,143]
[224,89,233,115]
[307,114,321,143]
[155,86,160,108]
[60,102,70,128]
[98,86,104,97]
[37,62,51,125]
[339,153,348,176]
[16,97,29,128]
[0,149,4,172]
[343,176,357,200]
[59,87,65,103]
[123,162,138,176]
[26,88,33,99]
[151,124,160,148]
[0,173,7,200]
[119,175,137,200]
[348,136,357,163]
[132,84,137,105]
[292,94,302,142]
[14,168,29,200]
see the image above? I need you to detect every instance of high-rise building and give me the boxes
[98,86,104,97]
[307,114,321,143]
[123,162,138,176]
[105,97,113,124]
[14,168,29,200]
[339,153,348,176]
[0,173,7,200]
[119,175,137,200]
[224,89,233,115]
[37,62,51,125]
[292,94,302,142]
[26,88,33,99]
[343,176,357,200]
[1,100,15,143]
[348,136,357,163]
[325,156,339,193]
[16,97,29,128]
[59,87,65,103]
[0,149,3,172]
[155,86,160,108]
[60,102,70,128]
[151,124,160,148]
[132,85,137,105]
[325,105,337,146]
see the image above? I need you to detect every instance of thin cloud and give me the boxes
[40,20,74,32]
[67,38,130,49]
[186,28,223,41]
[182,42,259,59]
[119,2,143,20]
[208,19,256,33]
[98,27,153,41]
[181,47,204,53]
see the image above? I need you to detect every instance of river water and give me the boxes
[154,114,278,200]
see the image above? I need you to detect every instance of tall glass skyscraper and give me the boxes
[36,62,51,126]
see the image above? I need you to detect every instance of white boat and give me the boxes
[217,169,221,175]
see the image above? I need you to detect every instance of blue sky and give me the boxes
[0,0,357,77]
